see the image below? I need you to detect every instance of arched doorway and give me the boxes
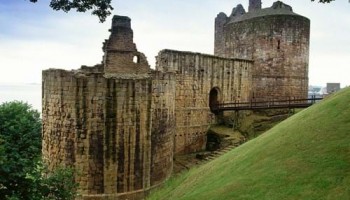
[209,87,220,113]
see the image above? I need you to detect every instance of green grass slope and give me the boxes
[148,88,350,200]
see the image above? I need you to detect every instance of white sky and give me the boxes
[0,0,350,87]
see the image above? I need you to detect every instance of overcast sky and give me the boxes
[0,0,349,87]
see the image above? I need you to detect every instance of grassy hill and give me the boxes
[148,88,350,200]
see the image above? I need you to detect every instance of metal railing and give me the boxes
[211,96,323,112]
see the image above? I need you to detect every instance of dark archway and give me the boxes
[209,87,220,113]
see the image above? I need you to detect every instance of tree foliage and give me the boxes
[28,163,78,200]
[28,0,113,22]
[0,101,42,199]
[0,101,78,199]
[311,0,335,3]
[26,0,335,22]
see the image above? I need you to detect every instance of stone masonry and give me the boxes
[103,16,150,74]
[42,1,309,199]
[42,68,176,199]
[215,1,310,101]
[156,50,251,154]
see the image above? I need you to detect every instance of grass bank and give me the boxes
[148,88,350,200]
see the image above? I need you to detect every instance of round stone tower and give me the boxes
[215,1,310,100]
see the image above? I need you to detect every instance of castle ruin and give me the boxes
[42,1,310,199]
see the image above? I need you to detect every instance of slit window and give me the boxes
[133,55,140,63]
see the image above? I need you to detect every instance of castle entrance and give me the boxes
[209,87,220,113]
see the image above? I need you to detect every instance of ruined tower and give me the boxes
[215,0,310,100]
[103,15,150,74]
[42,15,176,199]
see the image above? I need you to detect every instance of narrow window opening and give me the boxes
[277,40,281,50]
[133,55,140,63]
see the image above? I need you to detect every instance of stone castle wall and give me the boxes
[156,50,253,154]
[42,68,107,195]
[42,67,175,199]
[215,2,310,100]
[41,50,253,197]
[42,1,311,197]
[149,71,176,186]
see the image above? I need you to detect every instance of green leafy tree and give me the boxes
[0,101,41,199]
[0,101,78,199]
[311,0,335,3]
[28,0,113,22]
[28,163,78,200]
[26,0,335,23]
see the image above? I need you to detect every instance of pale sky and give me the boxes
[0,0,350,87]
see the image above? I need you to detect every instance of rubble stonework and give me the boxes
[42,1,309,199]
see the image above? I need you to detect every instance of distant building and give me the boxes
[308,85,327,99]
[327,83,341,94]
[308,85,323,98]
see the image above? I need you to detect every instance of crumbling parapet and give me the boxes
[103,15,150,75]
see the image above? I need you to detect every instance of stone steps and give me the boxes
[202,143,240,161]
[173,136,246,174]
